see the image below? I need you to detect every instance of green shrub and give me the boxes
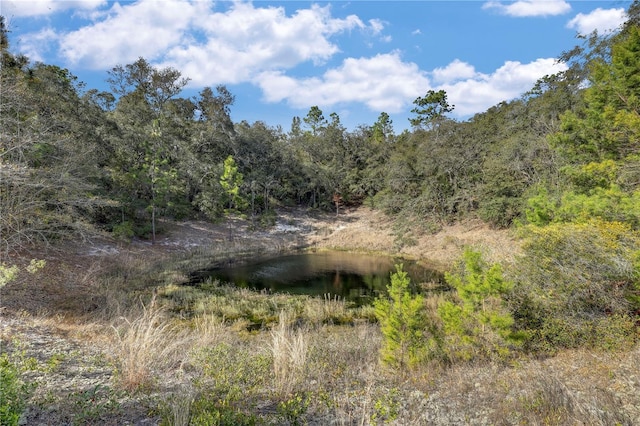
[438,248,522,362]
[191,342,270,421]
[374,265,432,369]
[112,220,135,241]
[510,221,640,352]
[0,353,34,426]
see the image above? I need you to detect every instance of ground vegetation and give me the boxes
[1,3,640,424]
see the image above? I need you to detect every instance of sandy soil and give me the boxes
[152,206,520,269]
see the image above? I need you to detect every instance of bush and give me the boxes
[0,353,34,426]
[112,220,135,241]
[374,265,433,369]
[510,220,640,352]
[438,248,522,362]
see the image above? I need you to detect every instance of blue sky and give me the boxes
[1,0,630,131]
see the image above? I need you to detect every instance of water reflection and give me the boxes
[191,251,442,304]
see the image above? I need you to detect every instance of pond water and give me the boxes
[191,251,443,305]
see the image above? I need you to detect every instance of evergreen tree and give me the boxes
[374,265,430,369]
[220,155,246,212]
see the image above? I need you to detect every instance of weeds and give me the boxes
[0,353,36,426]
[270,310,308,396]
[111,297,191,392]
[277,392,311,426]
[67,384,122,425]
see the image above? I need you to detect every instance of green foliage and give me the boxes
[439,249,521,361]
[0,264,19,288]
[0,260,45,288]
[189,398,259,426]
[0,353,35,426]
[533,18,640,232]
[564,160,618,194]
[525,184,640,227]
[112,221,135,241]
[511,221,640,352]
[220,155,247,212]
[277,392,310,426]
[370,388,400,425]
[374,265,431,369]
[67,384,123,425]
[187,341,271,425]
[409,90,454,129]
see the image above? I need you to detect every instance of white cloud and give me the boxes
[2,0,105,17]
[9,0,572,123]
[58,0,202,68]
[432,59,478,84]
[368,19,385,35]
[441,58,567,116]
[162,2,367,85]
[567,8,627,35]
[255,54,566,119]
[483,0,570,17]
[47,0,373,85]
[256,52,430,113]
[16,28,58,62]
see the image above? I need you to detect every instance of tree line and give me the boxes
[1,2,639,255]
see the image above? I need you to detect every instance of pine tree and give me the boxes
[374,265,428,369]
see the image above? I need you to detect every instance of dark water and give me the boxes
[191,251,443,305]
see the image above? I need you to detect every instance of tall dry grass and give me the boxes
[110,296,193,392]
[270,310,308,396]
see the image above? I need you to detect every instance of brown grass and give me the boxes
[270,310,308,396]
[110,296,191,392]
[2,208,638,424]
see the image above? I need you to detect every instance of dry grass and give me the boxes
[270,310,308,396]
[110,296,192,392]
[2,209,638,424]
[163,383,195,426]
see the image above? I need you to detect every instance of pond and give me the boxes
[190,251,443,305]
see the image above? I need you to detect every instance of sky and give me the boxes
[0,0,631,132]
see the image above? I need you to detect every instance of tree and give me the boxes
[144,119,179,243]
[374,265,431,369]
[220,155,245,212]
[372,112,394,144]
[189,85,237,220]
[302,106,326,136]
[532,10,640,227]
[1,56,107,253]
[106,58,191,238]
[438,248,520,361]
[511,221,640,352]
[409,90,454,130]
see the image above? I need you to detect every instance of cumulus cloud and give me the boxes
[9,0,570,122]
[441,58,567,116]
[256,52,430,113]
[58,0,207,68]
[255,53,565,118]
[482,0,570,17]
[368,19,385,35]
[1,0,105,17]
[567,8,627,35]
[16,28,58,62]
[431,59,478,84]
[45,0,375,85]
[161,2,368,85]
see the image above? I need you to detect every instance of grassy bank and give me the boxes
[1,218,639,425]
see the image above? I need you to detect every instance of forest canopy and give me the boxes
[1,2,639,253]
